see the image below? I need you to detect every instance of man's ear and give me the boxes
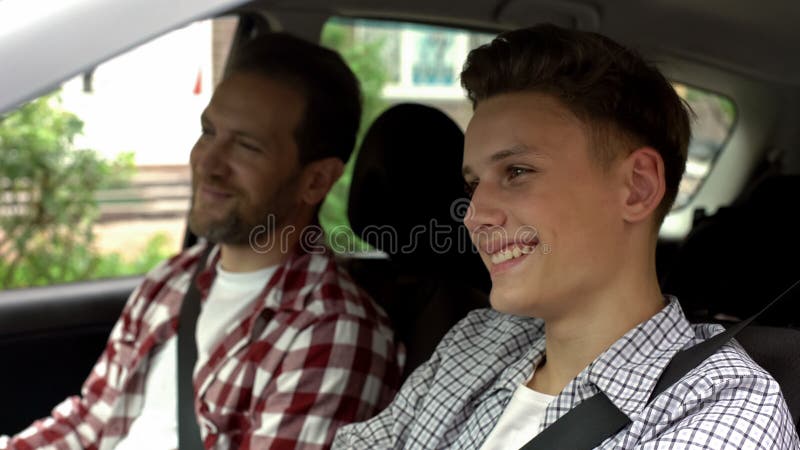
[298,157,345,206]
[620,147,666,224]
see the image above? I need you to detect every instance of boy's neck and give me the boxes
[526,268,665,396]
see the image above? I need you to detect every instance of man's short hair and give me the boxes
[460,24,691,224]
[227,33,362,165]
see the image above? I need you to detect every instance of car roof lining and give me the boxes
[253,0,800,87]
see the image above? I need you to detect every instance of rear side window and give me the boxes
[0,17,239,289]
[319,17,494,253]
[672,84,736,209]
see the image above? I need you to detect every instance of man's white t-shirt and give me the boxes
[114,263,276,450]
[479,383,556,450]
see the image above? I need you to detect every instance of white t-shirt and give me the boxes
[479,383,556,450]
[114,263,276,450]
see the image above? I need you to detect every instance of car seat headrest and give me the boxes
[348,103,482,279]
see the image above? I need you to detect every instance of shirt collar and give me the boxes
[477,316,547,404]
[578,296,696,417]
[196,243,220,297]
[195,231,330,312]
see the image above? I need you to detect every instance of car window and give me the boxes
[671,83,736,209]
[318,17,737,249]
[318,17,494,254]
[0,16,239,289]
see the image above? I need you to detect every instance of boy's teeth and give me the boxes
[490,244,536,264]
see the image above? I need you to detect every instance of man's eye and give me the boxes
[238,140,261,152]
[201,127,214,136]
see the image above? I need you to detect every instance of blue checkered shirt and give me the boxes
[334,297,799,449]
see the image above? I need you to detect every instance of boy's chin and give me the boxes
[489,287,538,317]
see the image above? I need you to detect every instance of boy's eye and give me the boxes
[464,180,478,198]
[508,166,529,179]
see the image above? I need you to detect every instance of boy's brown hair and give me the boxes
[461,24,691,224]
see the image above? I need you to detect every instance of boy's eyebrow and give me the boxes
[463,144,538,178]
[489,144,533,163]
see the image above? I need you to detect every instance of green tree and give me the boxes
[318,20,389,253]
[0,92,147,288]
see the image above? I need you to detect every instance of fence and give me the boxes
[95,165,191,223]
[0,165,192,223]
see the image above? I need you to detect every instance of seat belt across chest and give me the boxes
[177,245,212,450]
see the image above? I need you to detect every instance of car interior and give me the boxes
[0,0,798,436]
[346,103,491,377]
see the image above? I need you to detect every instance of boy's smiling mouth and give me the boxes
[490,242,537,264]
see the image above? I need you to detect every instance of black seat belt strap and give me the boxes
[518,391,630,449]
[520,278,800,450]
[177,245,213,450]
[649,278,799,402]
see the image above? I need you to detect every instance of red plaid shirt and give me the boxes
[1,242,402,450]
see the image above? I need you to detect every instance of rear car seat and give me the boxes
[345,103,490,379]
[662,174,800,426]
[663,175,800,325]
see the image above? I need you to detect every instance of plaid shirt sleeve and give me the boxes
[630,366,799,449]
[242,313,401,449]
[0,280,151,450]
[0,384,101,449]
[0,250,194,450]
[333,311,459,449]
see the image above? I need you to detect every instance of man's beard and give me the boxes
[189,209,252,245]
[188,179,298,246]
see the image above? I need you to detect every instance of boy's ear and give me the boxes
[299,157,344,206]
[619,147,666,224]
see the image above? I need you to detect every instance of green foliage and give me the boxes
[91,233,173,280]
[0,92,167,289]
[318,21,389,253]
[1,233,172,289]
[321,20,388,136]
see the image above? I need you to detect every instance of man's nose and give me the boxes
[193,136,231,178]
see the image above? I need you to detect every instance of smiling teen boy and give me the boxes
[334,24,799,449]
